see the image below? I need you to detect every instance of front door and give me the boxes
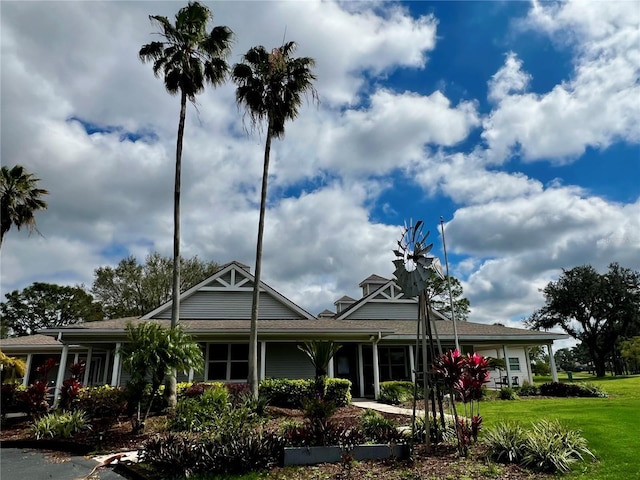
[334,343,359,397]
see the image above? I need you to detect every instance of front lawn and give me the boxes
[481,375,640,480]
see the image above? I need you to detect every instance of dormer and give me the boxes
[317,309,335,318]
[334,295,356,313]
[359,274,389,297]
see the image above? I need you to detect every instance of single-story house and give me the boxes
[1,261,567,400]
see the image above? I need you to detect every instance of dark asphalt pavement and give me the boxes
[0,448,129,480]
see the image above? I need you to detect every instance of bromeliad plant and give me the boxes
[433,350,490,456]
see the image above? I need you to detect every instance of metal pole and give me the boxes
[440,216,460,352]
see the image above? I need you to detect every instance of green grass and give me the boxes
[481,375,640,480]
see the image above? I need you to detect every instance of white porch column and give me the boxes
[188,368,194,382]
[502,345,512,386]
[102,350,111,385]
[357,344,365,398]
[110,343,121,387]
[260,341,267,381]
[547,344,559,382]
[328,356,335,378]
[23,354,33,387]
[54,345,70,404]
[372,341,380,400]
[524,347,533,384]
[83,347,93,386]
[408,345,415,383]
[73,353,80,365]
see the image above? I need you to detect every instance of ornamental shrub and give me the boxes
[76,385,127,420]
[379,381,415,405]
[483,421,527,464]
[325,378,351,407]
[498,387,519,400]
[360,409,404,444]
[0,383,26,414]
[259,378,351,408]
[483,419,595,473]
[140,430,284,477]
[31,409,91,439]
[518,381,539,396]
[539,382,606,398]
[259,378,311,408]
[522,419,595,472]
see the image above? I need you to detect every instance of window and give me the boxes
[378,346,408,381]
[508,357,521,372]
[207,344,249,381]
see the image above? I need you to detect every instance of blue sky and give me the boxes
[1,1,638,339]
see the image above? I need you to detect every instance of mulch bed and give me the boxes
[1,407,552,479]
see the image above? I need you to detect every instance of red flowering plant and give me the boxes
[59,362,86,410]
[433,350,490,456]
[18,357,58,418]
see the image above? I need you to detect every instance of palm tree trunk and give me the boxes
[165,90,187,408]
[249,127,273,399]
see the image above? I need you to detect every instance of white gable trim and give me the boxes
[336,280,450,321]
[141,261,316,320]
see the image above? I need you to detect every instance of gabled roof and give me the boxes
[141,261,315,320]
[358,274,389,287]
[0,334,61,347]
[334,295,356,305]
[335,279,448,321]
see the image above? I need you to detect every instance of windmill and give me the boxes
[393,220,446,452]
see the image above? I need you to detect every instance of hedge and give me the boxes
[379,381,420,405]
[259,378,352,408]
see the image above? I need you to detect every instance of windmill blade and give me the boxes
[431,257,445,279]
[416,242,434,256]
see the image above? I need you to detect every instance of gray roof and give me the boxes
[38,317,566,344]
[0,334,62,346]
[359,274,389,286]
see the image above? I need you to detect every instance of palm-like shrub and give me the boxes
[522,419,595,473]
[119,322,203,432]
[483,419,595,473]
[483,421,528,463]
[297,340,342,396]
[31,409,91,439]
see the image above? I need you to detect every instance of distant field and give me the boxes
[481,375,640,480]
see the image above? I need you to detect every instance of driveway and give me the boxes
[0,448,129,480]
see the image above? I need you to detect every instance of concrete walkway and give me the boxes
[352,398,458,423]
[352,398,424,417]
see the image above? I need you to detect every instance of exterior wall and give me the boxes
[153,291,302,319]
[265,342,315,379]
[346,302,417,320]
[475,346,529,388]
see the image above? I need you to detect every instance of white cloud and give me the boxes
[488,52,531,103]
[413,151,543,205]
[1,0,638,335]
[482,0,640,163]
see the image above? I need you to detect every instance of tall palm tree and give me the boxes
[232,42,317,398]
[139,1,232,406]
[0,165,49,249]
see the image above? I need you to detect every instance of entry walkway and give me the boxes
[352,398,457,423]
[352,398,423,417]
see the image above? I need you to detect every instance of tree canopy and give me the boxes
[0,282,103,337]
[92,252,219,318]
[0,164,49,248]
[527,263,640,377]
[426,272,471,322]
